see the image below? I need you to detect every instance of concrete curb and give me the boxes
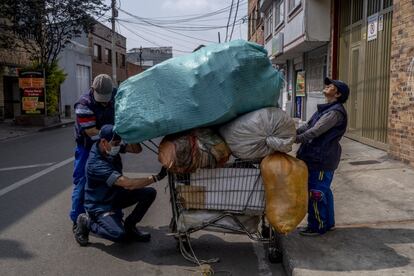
[38,120,75,132]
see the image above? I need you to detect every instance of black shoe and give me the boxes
[299,227,324,237]
[125,226,151,242]
[74,214,90,246]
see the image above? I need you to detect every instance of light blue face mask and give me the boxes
[108,145,121,156]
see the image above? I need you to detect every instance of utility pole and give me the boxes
[111,0,117,85]
[218,32,221,43]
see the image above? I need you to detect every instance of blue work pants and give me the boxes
[88,187,157,242]
[70,145,90,222]
[307,170,335,233]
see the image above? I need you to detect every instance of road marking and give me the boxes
[0,157,74,197]
[0,163,55,172]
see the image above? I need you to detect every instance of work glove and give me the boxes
[153,167,168,182]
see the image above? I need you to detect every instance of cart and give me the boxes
[167,159,282,265]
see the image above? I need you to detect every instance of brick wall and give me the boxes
[126,62,144,78]
[248,0,264,45]
[90,22,127,85]
[388,0,414,166]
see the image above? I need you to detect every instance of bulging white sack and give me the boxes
[219,107,296,159]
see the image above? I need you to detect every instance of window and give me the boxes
[264,9,273,39]
[93,44,101,61]
[105,48,112,64]
[121,54,126,67]
[275,0,285,28]
[288,0,301,13]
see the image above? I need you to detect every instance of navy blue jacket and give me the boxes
[296,102,348,171]
[84,143,123,216]
[74,89,115,149]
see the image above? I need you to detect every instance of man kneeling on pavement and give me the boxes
[74,124,167,246]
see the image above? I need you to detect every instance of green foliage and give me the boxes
[0,0,109,68]
[27,61,67,116]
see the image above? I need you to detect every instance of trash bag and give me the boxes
[158,128,231,174]
[219,107,296,159]
[260,152,308,234]
[114,40,283,143]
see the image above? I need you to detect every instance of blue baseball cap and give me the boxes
[99,124,121,142]
[324,77,350,103]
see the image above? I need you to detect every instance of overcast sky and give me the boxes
[101,0,248,56]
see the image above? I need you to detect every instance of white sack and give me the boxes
[219,107,296,159]
[177,210,261,234]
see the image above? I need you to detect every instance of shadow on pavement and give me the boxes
[88,225,281,275]
[0,239,34,260]
[287,226,414,272]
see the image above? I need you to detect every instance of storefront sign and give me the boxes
[19,70,46,115]
[295,71,305,97]
[367,15,378,42]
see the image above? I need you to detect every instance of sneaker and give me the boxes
[299,227,324,237]
[125,225,151,242]
[74,214,90,246]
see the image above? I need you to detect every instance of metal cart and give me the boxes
[167,159,282,265]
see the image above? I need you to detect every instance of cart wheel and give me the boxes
[268,247,282,263]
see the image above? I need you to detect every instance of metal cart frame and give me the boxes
[167,159,282,265]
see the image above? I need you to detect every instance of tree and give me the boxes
[0,0,109,68]
[0,0,109,116]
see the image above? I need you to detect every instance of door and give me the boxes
[338,0,393,149]
[76,65,91,98]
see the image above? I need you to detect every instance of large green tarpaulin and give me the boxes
[114,40,283,143]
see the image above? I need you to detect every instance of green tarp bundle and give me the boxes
[114,40,283,143]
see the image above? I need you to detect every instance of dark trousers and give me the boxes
[70,145,90,222]
[89,187,157,242]
[307,170,335,233]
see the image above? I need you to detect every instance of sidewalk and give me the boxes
[281,137,414,275]
[0,118,75,141]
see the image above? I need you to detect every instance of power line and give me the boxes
[225,0,234,42]
[117,21,192,54]
[115,15,216,43]
[124,0,247,24]
[229,0,240,41]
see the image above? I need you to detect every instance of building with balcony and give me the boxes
[259,0,331,120]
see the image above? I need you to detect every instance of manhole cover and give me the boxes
[349,160,381,165]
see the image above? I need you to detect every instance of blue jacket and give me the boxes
[296,102,348,171]
[84,143,123,216]
[74,89,115,149]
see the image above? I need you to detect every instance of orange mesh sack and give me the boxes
[260,152,308,234]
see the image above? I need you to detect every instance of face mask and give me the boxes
[107,145,120,156]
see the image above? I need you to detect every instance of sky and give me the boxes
[101,0,248,56]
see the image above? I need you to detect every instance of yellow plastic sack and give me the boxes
[260,152,308,234]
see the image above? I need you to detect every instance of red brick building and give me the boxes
[89,22,127,86]
[248,0,264,45]
[126,62,144,78]
[388,0,414,166]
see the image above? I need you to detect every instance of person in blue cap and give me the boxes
[70,74,117,231]
[74,124,167,246]
[295,77,350,236]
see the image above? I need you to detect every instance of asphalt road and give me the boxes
[0,126,285,276]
